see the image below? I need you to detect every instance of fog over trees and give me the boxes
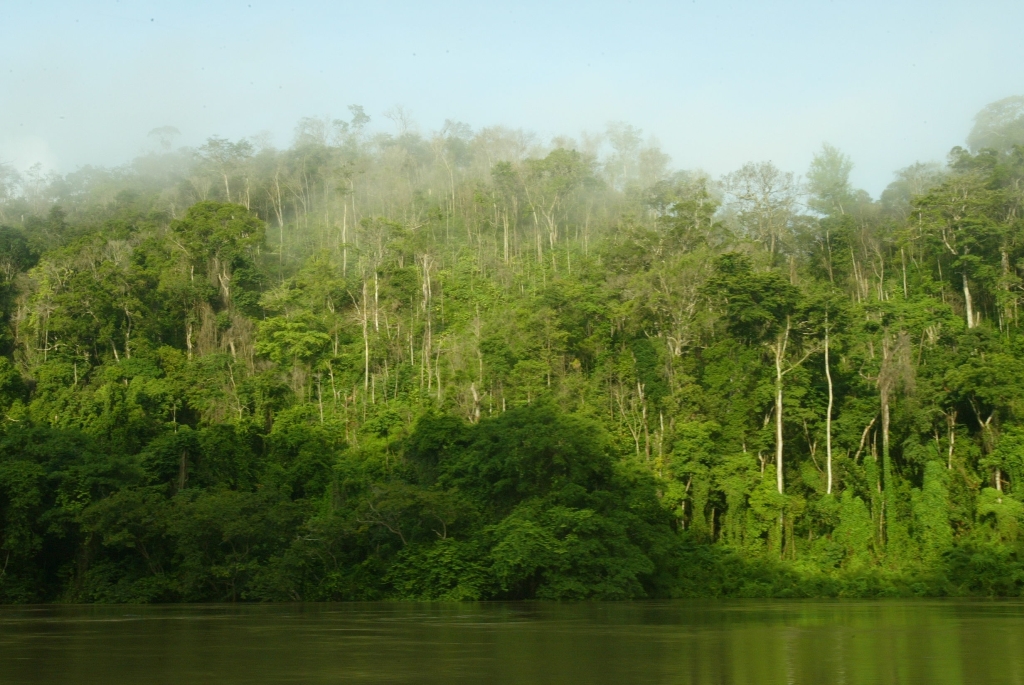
[2,99,1024,601]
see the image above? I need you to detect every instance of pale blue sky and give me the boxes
[2,0,1023,196]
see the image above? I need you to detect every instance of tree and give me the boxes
[725,162,797,263]
[9,106,1024,603]
[880,162,944,220]
[947,350,1024,491]
[967,95,1024,153]
[875,330,914,552]
[523,149,595,267]
[705,254,813,495]
[806,143,857,216]
[171,201,265,302]
[0,163,21,223]
[197,137,255,206]
[804,291,850,494]
[914,168,1003,329]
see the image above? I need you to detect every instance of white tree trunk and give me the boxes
[963,272,976,328]
[362,280,370,392]
[774,322,790,494]
[825,328,834,494]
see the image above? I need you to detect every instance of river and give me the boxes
[1,600,1022,684]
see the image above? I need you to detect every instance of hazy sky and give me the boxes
[3,0,1023,196]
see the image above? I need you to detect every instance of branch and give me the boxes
[853,416,877,462]
[781,341,821,376]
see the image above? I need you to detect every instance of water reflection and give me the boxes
[0,601,1022,684]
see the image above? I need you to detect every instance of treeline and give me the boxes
[2,101,1024,602]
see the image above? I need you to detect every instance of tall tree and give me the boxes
[725,162,797,263]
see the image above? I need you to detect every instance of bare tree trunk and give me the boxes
[269,173,285,273]
[1005,248,1016,327]
[502,211,509,264]
[971,403,999,492]
[851,251,862,303]
[775,369,784,494]
[881,388,890,480]
[420,255,433,393]
[946,409,957,469]
[773,321,790,495]
[342,202,348,276]
[317,374,324,424]
[349,178,358,240]
[901,247,908,298]
[824,229,834,283]
[880,384,891,547]
[362,280,370,392]
[825,325,834,494]
[470,383,481,423]
[963,272,976,328]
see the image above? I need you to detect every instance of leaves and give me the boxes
[6,107,1024,603]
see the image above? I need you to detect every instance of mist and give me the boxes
[4,0,1024,198]
[11,0,1024,615]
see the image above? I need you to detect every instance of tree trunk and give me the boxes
[362,280,370,392]
[946,409,957,470]
[342,202,348,276]
[1002,248,1013,328]
[963,272,976,328]
[775,367,784,494]
[825,326,834,494]
[316,374,324,424]
[881,385,893,548]
[901,247,908,298]
[824,229,834,283]
[502,210,509,264]
[773,321,790,495]
[374,271,380,332]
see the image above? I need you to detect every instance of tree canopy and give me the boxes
[3,102,1024,602]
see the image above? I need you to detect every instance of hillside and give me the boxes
[1,116,1024,601]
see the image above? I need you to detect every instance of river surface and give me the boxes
[1,600,1023,684]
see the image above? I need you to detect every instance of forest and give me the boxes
[2,99,1024,602]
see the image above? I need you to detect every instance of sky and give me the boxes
[2,0,1023,197]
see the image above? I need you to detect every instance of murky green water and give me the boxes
[1,601,1023,684]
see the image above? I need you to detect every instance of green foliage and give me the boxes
[170,201,264,269]
[968,96,1024,153]
[705,253,800,343]
[976,488,1024,543]
[806,143,858,216]
[488,500,653,599]
[912,461,953,562]
[3,115,1024,603]
[386,538,490,600]
[834,491,875,568]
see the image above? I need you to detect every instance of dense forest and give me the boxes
[2,99,1024,602]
